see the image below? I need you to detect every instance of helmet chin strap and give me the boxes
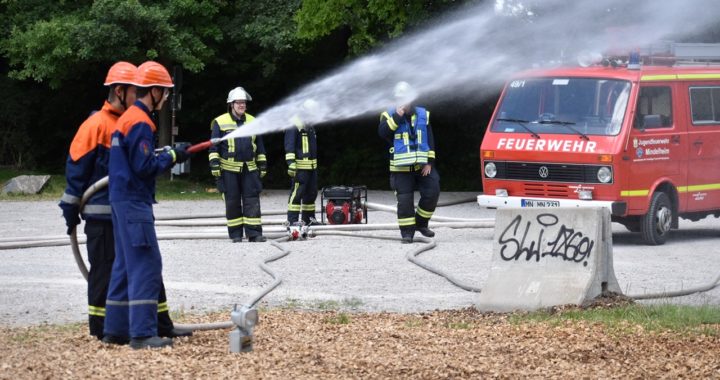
[118,86,129,110]
[150,87,161,111]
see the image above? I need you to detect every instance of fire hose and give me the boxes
[53,137,492,336]
[3,137,719,335]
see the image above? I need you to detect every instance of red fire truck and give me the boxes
[478,44,720,245]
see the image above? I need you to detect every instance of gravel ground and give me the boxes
[1,190,719,378]
[1,308,718,379]
[1,190,719,328]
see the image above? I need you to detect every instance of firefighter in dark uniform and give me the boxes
[209,87,268,242]
[59,62,190,343]
[285,99,320,224]
[104,61,192,349]
[378,81,440,243]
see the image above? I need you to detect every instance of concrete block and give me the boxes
[477,207,621,312]
[2,175,51,195]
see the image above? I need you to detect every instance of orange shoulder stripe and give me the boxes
[69,103,121,161]
[115,104,156,136]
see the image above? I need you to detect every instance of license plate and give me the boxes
[521,199,560,207]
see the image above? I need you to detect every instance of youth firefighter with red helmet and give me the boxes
[285,99,320,225]
[103,61,192,349]
[378,81,440,243]
[209,86,268,243]
[59,62,189,342]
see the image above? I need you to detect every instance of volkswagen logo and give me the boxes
[538,166,549,178]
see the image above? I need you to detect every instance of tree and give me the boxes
[2,0,223,88]
[295,0,465,55]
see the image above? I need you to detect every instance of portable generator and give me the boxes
[321,185,367,225]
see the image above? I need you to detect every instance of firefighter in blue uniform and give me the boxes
[59,62,189,342]
[285,99,320,224]
[209,87,268,243]
[378,81,440,243]
[103,61,192,349]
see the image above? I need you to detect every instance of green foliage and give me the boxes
[296,0,463,54]
[510,304,720,336]
[324,312,351,325]
[2,0,223,88]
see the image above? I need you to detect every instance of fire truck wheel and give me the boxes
[640,192,673,245]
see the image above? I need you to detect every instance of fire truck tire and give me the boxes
[641,192,673,245]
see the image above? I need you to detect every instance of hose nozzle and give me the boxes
[187,138,222,154]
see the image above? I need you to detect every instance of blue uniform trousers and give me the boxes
[104,201,163,338]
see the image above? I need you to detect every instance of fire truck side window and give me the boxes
[634,86,672,129]
[689,86,720,125]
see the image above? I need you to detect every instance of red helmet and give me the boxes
[104,61,137,86]
[133,61,174,88]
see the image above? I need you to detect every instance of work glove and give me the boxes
[171,143,192,164]
[210,159,221,177]
[258,162,268,179]
[287,161,296,178]
[216,177,225,193]
[60,203,81,235]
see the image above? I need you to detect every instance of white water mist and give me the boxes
[225,0,720,139]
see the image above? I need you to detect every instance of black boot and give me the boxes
[129,336,173,350]
[101,335,130,345]
[401,236,413,244]
[417,227,435,238]
[249,235,267,242]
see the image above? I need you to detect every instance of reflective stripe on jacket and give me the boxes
[285,116,318,170]
[60,101,120,220]
[208,113,266,173]
[381,107,431,169]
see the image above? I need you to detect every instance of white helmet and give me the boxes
[227,87,252,103]
[393,81,417,104]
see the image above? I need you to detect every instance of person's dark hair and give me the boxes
[135,86,152,98]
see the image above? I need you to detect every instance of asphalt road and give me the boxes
[1,190,719,327]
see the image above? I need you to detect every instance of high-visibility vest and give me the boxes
[387,106,430,167]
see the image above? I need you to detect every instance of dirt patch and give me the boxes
[1,308,718,379]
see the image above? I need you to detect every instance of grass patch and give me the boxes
[324,313,351,325]
[404,317,425,329]
[8,323,84,343]
[509,304,720,336]
[281,298,303,309]
[0,167,218,201]
[446,321,473,330]
[316,300,340,310]
[312,298,364,311]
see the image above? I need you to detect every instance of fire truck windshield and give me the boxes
[492,77,630,136]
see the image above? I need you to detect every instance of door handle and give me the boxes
[693,140,703,146]
[671,135,680,144]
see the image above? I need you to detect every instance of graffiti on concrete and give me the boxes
[498,213,594,266]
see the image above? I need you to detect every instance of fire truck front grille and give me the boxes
[490,161,608,184]
[523,183,569,197]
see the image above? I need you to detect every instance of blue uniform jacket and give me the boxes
[59,101,120,221]
[109,101,174,204]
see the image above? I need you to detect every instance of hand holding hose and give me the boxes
[171,143,193,164]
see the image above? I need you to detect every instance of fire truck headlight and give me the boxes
[484,162,497,178]
[597,166,612,183]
